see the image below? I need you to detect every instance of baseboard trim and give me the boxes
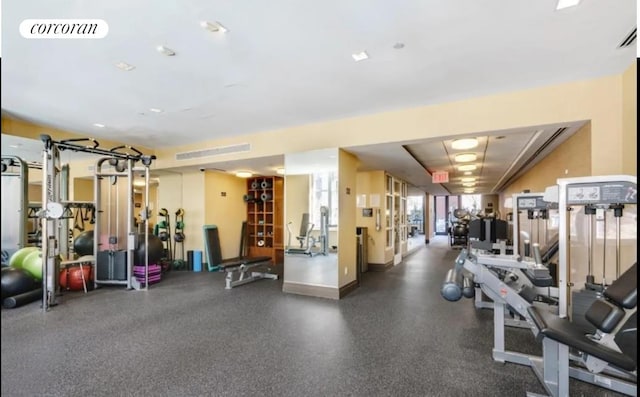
[282,281,340,300]
[367,261,394,272]
[339,280,359,298]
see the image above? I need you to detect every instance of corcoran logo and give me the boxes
[19,19,109,39]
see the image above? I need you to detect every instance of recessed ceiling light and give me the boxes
[556,0,580,10]
[462,182,476,187]
[464,189,475,194]
[451,138,478,150]
[352,51,369,62]
[9,144,20,148]
[454,153,477,163]
[458,164,477,172]
[464,171,472,175]
[276,168,285,175]
[93,123,105,128]
[201,21,228,33]
[235,171,253,178]
[149,108,163,113]
[115,62,135,71]
[461,177,476,183]
[156,45,176,56]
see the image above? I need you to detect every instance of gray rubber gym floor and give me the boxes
[1,237,629,397]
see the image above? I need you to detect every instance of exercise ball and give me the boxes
[8,246,39,269]
[21,250,43,281]
[1,267,36,300]
[73,230,94,257]
[134,234,164,266]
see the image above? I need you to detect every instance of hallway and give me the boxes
[0,237,622,396]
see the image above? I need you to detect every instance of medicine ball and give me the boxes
[134,234,165,266]
[1,267,36,300]
[73,230,94,257]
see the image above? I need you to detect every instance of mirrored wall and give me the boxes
[283,148,339,294]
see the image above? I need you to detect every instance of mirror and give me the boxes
[283,148,339,292]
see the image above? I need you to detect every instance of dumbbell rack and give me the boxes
[173,209,186,270]
[154,210,172,264]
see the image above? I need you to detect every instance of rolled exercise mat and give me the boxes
[193,250,203,272]
[2,288,42,309]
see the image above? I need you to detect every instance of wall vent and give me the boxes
[618,27,636,48]
[175,143,251,161]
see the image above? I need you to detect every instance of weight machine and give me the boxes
[40,135,156,311]
[442,175,637,396]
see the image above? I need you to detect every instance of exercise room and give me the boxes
[1,1,637,396]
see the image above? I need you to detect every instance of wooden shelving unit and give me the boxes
[245,176,284,275]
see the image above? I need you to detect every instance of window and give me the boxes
[310,171,338,228]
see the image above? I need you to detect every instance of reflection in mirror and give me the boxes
[283,148,339,292]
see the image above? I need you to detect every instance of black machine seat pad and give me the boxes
[527,306,636,372]
[219,256,271,270]
[604,263,637,309]
[524,268,554,288]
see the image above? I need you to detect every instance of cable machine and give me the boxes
[40,134,156,311]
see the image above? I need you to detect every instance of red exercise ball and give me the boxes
[59,265,93,291]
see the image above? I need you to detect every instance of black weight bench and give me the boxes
[204,225,278,289]
[526,262,637,397]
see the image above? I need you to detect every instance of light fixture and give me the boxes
[276,168,285,175]
[464,171,473,175]
[451,138,478,150]
[454,153,477,163]
[457,164,477,172]
[462,182,476,187]
[93,123,105,128]
[352,51,369,62]
[556,0,580,10]
[156,45,176,56]
[461,177,476,183]
[201,21,228,33]
[149,108,163,113]
[464,189,475,194]
[115,62,135,71]
[235,171,253,178]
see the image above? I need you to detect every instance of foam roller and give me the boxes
[260,192,272,201]
[441,268,463,302]
[251,181,259,189]
[2,288,42,309]
[260,180,272,189]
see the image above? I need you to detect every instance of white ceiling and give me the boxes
[1,0,636,195]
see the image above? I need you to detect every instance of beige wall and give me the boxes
[180,171,205,254]
[338,149,358,288]
[355,170,387,264]
[621,62,637,175]
[150,71,631,180]
[203,171,247,260]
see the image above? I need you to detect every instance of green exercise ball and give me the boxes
[21,250,43,281]
[8,246,39,269]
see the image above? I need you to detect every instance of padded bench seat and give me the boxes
[218,256,272,270]
[527,305,636,372]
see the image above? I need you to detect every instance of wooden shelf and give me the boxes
[245,176,284,274]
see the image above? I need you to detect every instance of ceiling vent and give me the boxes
[175,143,251,161]
[618,27,636,48]
[494,127,567,192]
